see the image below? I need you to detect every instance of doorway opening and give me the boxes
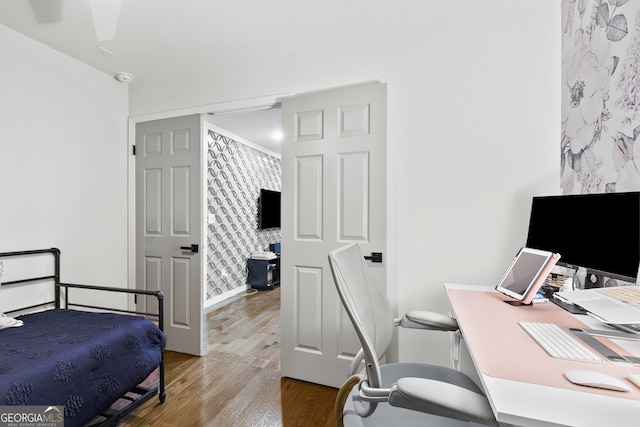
[203,105,283,309]
[129,95,287,356]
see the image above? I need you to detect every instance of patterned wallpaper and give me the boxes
[562,0,640,194]
[560,1,640,285]
[205,129,281,301]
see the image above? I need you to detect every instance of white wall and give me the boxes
[0,25,130,308]
[0,1,561,365]
[129,0,561,364]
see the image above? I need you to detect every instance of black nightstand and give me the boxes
[247,256,280,290]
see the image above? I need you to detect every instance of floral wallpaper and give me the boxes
[562,0,640,194]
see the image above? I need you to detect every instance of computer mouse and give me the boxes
[565,369,631,392]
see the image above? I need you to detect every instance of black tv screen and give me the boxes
[258,189,281,229]
[525,192,640,282]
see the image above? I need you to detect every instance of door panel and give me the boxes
[294,266,323,353]
[340,152,369,240]
[136,114,203,356]
[281,82,387,387]
[338,306,361,358]
[144,169,162,234]
[339,103,370,136]
[171,256,191,327]
[143,256,162,314]
[296,110,324,141]
[296,156,323,239]
[172,166,191,234]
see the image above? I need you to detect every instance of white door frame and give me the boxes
[126,94,290,307]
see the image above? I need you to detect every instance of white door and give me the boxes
[280,82,387,387]
[135,114,204,356]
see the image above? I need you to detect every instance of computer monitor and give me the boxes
[525,192,640,284]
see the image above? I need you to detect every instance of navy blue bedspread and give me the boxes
[0,309,165,427]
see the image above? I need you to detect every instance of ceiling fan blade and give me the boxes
[29,0,63,24]
[89,0,122,42]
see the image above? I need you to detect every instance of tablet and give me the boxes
[495,247,561,304]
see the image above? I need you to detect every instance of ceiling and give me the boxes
[0,0,427,152]
[205,105,282,154]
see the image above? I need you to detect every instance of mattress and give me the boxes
[0,309,165,427]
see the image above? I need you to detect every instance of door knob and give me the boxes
[364,252,383,263]
[180,244,199,253]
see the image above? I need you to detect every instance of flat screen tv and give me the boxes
[525,192,640,283]
[258,189,281,229]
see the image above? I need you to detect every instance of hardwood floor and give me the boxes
[121,287,338,427]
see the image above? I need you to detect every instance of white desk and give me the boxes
[445,283,640,427]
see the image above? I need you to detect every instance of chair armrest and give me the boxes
[400,311,458,331]
[391,377,496,424]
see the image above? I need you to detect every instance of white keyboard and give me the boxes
[519,322,601,363]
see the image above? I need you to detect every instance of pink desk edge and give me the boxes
[447,288,640,400]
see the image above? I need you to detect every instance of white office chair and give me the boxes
[328,243,497,427]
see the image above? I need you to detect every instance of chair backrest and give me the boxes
[328,243,394,388]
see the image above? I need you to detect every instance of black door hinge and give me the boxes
[132,145,136,155]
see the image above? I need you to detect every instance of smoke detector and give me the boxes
[114,71,134,83]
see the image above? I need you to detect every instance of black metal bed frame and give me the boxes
[0,248,166,426]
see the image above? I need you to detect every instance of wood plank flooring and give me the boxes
[121,287,338,427]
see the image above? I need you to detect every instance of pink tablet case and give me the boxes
[521,252,561,304]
